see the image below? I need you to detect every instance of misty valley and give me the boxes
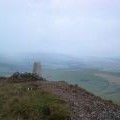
[0,53,120,104]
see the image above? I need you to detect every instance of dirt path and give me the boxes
[39,81,120,120]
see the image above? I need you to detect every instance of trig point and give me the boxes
[33,62,42,77]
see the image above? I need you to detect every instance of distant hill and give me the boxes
[0,53,120,77]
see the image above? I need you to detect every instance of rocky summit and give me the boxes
[40,81,120,120]
[0,73,120,120]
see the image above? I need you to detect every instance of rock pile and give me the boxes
[9,72,45,83]
[40,81,120,120]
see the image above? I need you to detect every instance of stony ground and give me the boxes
[39,81,120,120]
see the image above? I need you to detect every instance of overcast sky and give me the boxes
[0,0,120,57]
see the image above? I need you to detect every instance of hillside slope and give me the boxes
[41,81,120,120]
[0,74,120,120]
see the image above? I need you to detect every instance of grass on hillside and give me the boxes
[0,82,70,120]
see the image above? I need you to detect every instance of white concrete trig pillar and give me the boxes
[33,62,42,77]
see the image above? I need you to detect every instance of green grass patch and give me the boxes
[0,83,70,120]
